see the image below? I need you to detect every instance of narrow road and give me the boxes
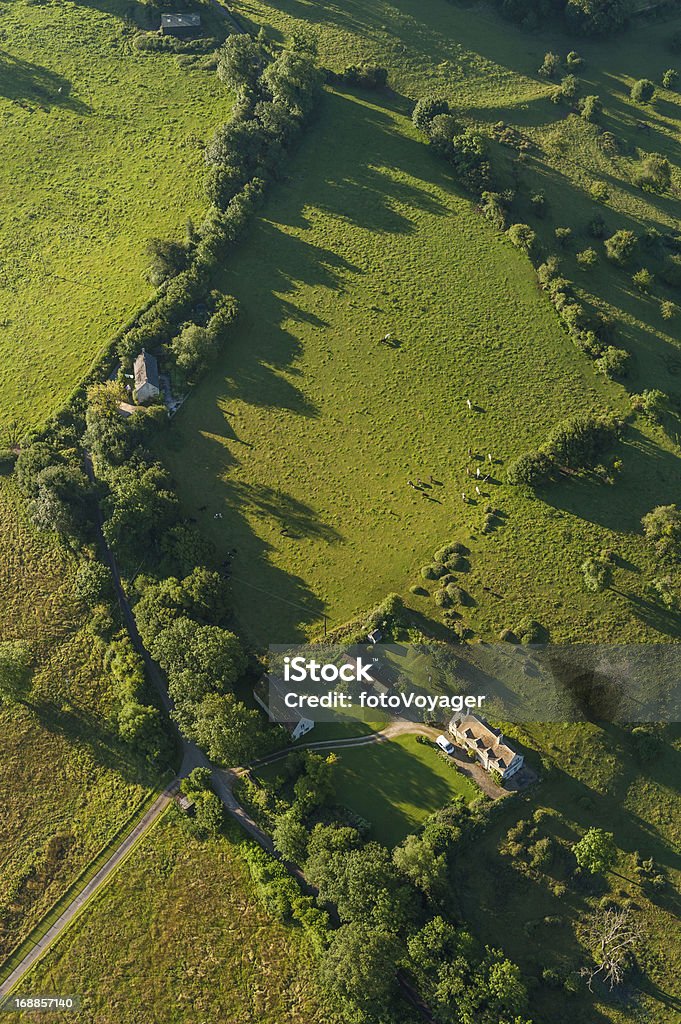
[0,783,178,998]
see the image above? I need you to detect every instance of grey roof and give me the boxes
[134,350,159,391]
[160,12,202,27]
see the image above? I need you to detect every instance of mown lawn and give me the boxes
[12,814,330,1024]
[0,0,233,430]
[332,733,479,847]
[0,479,156,961]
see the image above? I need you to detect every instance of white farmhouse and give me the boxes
[449,714,524,781]
[134,350,160,404]
[253,677,315,742]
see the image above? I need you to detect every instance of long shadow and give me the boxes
[159,87,468,641]
[30,699,156,786]
[0,52,89,112]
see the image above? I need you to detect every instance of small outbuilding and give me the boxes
[134,350,160,404]
[160,12,202,36]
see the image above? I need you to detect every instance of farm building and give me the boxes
[159,12,202,37]
[449,714,524,781]
[253,677,315,741]
[134,350,160,404]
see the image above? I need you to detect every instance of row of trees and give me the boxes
[113,32,322,393]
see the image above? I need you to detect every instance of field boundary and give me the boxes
[0,775,173,991]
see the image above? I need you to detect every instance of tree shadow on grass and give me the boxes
[30,700,156,786]
[0,52,89,112]
[540,427,680,533]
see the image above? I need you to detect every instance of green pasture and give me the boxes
[9,815,328,1024]
[0,0,232,430]
[160,79,678,645]
[0,480,156,962]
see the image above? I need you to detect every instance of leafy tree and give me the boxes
[151,617,246,692]
[306,835,416,929]
[145,236,188,286]
[480,191,507,230]
[660,299,676,320]
[580,94,602,121]
[506,223,537,256]
[633,268,653,293]
[506,450,552,486]
[181,692,263,765]
[573,827,617,874]
[261,43,322,115]
[170,324,218,384]
[412,95,450,134]
[30,464,94,539]
[0,641,32,704]
[595,346,629,380]
[555,226,572,247]
[630,78,655,103]
[662,68,678,90]
[85,381,138,467]
[393,832,448,897]
[117,700,164,760]
[74,560,111,607]
[273,808,309,862]
[581,555,612,592]
[632,388,669,422]
[576,247,598,267]
[193,790,226,838]
[641,504,681,561]
[102,461,178,564]
[292,751,337,811]
[319,922,401,1019]
[538,51,561,79]
[216,34,268,96]
[15,442,58,497]
[634,153,671,191]
[604,229,637,265]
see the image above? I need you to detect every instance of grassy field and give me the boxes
[331,733,479,847]
[451,721,681,1024]
[0,0,233,430]
[159,72,679,646]
[0,479,156,962]
[11,813,330,1024]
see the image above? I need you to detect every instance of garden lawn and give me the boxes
[11,814,329,1024]
[0,479,156,963]
[0,0,233,430]
[332,733,479,847]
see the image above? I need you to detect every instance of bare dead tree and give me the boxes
[580,907,642,991]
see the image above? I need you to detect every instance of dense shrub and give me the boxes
[580,94,602,121]
[630,79,655,104]
[605,229,637,265]
[506,450,553,486]
[634,154,671,192]
[595,346,630,379]
[330,64,388,89]
[506,223,537,256]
